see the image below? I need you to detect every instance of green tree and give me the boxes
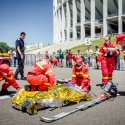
[0,42,14,52]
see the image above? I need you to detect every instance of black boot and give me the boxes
[14,75,19,80]
[20,72,26,80]
[24,85,31,91]
[0,89,10,95]
[21,76,27,80]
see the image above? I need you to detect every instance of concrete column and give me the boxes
[54,11,59,43]
[103,0,108,36]
[118,0,123,33]
[73,0,77,41]
[53,0,58,43]
[81,0,85,41]
[91,0,95,38]
[62,4,65,42]
[66,0,71,41]
[58,9,62,43]
[53,12,56,43]
[62,4,66,42]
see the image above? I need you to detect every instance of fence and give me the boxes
[25,54,37,65]
[23,54,125,71]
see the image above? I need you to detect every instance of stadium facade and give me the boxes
[53,0,125,43]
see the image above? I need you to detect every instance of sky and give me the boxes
[0,0,53,47]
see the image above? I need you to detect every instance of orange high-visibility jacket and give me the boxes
[122,46,125,61]
[71,63,90,92]
[0,64,20,89]
[27,60,55,88]
[97,42,119,62]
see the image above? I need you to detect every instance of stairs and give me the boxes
[26,40,84,54]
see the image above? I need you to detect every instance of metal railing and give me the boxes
[25,54,37,65]
[23,54,125,71]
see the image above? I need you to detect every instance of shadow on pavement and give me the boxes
[96,84,103,87]
[118,91,125,96]
[0,91,16,96]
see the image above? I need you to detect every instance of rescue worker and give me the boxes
[68,49,73,68]
[27,60,55,91]
[116,34,125,61]
[71,56,91,93]
[45,51,49,60]
[51,52,59,67]
[0,64,20,95]
[97,36,119,85]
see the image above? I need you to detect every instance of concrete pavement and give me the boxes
[0,66,125,125]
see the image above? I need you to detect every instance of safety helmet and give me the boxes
[37,60,51,71]
[73,56,82,63]
[0,64,9,74]
[116,34,125,45]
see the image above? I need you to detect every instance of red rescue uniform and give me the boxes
[52,57,59,66]
[68,51,73,67]
[0,64,20,90]
[122,46,125,61]
[97,42,119,85]
[71,63,90,92]
[116,34,125,61]
[27,60,55,91]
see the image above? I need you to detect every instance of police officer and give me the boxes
[14,32,26,80]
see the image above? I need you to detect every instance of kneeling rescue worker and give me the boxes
[0,64,20,95]
[71,56,91,93]
[27,60,55,91]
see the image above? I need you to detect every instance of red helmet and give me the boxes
[37,60,51,71]
[116,34,125,44]
[73,56,82,63]
[0,64,9,74]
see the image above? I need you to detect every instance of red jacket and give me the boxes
[0,64,20,89]
[27,60,55,86]
[68,51,73,63]
[71,63,90,88]
[52,57,58,64]
[97,42,119,62]
[122,46,125,61]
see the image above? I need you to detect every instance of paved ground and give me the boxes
[0,66,125,125]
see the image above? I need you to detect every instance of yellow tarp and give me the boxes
[12,84,91,114]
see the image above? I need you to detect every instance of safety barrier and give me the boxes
[23,54,125,71]
[25,54,37,65]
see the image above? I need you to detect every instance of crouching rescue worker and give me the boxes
[0,64,20,95]
[71,56,91,93]
[51,57,59,67]
[50,52,59,67]
[116,34,125,61]
[97,36,119,86]
[27,60,56,91]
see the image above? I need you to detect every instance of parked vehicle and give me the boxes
[0,48,11,66]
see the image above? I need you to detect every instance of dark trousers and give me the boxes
[115,56,120,70]
[66,56,69,67]
[66,59,69,67]
[95,56,99,69]
[14,57,25,78]
[13,57,17,67]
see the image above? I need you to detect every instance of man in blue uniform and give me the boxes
[14,32,26,80]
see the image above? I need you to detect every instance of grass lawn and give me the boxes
[71,37,117,53]
[70,37,123,58]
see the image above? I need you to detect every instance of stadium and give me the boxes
[53,0,125,43]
